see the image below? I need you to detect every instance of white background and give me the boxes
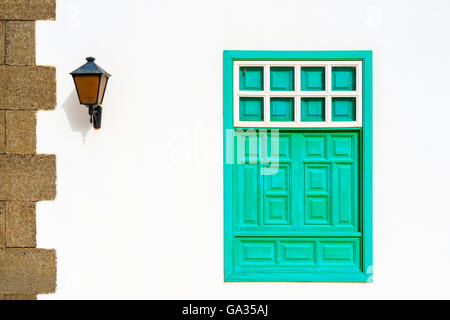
[35,0,450,299]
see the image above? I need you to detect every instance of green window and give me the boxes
[235,61,361,127]
[224,51,372,282]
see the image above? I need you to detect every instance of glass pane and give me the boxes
[239,97,264,121]
[332,97,356,121]
[270,67,294,91]
[98,76,109,104]
[74,75,100,105]
[332,67,356,91]
[270,98,294,121]
[301,98,325,122]
[301,67,325,91]
[239,67,264,91]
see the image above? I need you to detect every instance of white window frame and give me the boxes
[233,60,363,128]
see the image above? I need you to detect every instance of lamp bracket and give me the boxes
[87,105,102,130]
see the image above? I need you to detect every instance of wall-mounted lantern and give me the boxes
[70,57,111,129]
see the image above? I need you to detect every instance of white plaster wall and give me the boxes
[35,0,450,299]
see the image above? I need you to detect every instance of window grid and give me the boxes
[234,61,362,128]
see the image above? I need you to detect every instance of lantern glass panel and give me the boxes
[74,75,100,105]
[98,76,109,105]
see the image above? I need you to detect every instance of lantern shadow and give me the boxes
[62,89,91,143]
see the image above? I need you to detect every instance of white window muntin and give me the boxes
[233,60,363,128]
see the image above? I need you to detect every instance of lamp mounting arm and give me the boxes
[87,105,103,130]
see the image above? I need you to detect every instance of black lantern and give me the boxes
[70,57,111,129]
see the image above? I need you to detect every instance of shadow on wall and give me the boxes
[62,89,91,143]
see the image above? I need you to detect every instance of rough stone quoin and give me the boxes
[0,66,56,110]
[0,0,57,299]
[0,202,5,248]
[6,110,37,154]
[5,202,36,248]
[0,110,5,153]
[0,0,56,21]
[1,294,37,300]
[0,22,5,64]
[0,154,56,201]
[0,248,56,294]
[6,21,36,66]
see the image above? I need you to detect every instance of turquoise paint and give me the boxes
[332,97,356,121]
[223,50,373,282]
[301,67,325,91]
[240,67,264,91]
[233,132,359,235]
[270,98,294,121]
[362,52,373,279]
[239,97,264,121]
[235,237,360,271]
[301,97,325,122]
[332,67,356,91]
[270,67,294,91]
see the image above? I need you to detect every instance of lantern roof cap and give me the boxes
[70,57,111,77]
